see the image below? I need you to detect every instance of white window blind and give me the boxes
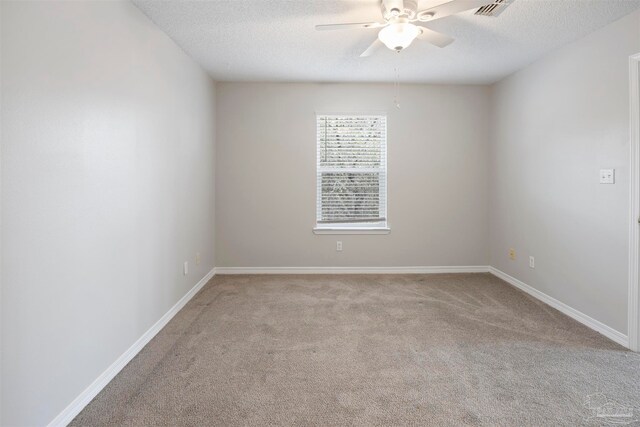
[316,114,387,227]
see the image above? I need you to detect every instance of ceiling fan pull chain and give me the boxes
[394,66,401,109]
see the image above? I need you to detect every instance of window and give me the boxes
[314,114,389,234]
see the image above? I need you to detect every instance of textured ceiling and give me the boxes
[132,0,640,84]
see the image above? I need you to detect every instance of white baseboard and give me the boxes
[489,267,628,347]
[47,268,216,427]
[215,266,490,275]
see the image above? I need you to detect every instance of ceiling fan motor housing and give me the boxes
[381,0,418,21]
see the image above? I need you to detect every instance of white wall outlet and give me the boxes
[599,169,615,184]
[183,261,189,275]
[529,256,535,268]
[336,241,343,252]
[509,248,516,260]
[195,252,201,265]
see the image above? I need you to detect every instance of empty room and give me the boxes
[2,0,640,425]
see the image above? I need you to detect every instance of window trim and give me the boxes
[314,113,389,233]
[312,226,391,235]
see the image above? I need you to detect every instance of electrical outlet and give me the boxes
[529,256,535,268]
[336,241,343,252]
[183,261,189,275]
[509,248,516,260]
[599,169,615,184]
[195,252,201,265]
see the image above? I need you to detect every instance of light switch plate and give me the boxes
[600,169,615,184]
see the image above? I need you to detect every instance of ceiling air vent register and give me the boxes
[475,0,515,17]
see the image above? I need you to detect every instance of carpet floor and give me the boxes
[71,273,640,426]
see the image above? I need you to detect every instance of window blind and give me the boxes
[316,115,387,225]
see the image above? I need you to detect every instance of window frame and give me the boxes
[313,113,390,235]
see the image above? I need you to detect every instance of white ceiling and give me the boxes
[132,0,640,84]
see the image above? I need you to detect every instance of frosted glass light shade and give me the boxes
[378,22,421,51]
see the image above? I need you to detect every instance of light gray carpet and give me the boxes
[71,274,640,426]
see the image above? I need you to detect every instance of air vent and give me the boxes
[475,0,514,17]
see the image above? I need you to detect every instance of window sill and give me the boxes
[313,227,391,235]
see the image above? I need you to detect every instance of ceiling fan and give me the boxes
[316,0,502,56]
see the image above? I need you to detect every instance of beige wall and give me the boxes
[216,83,490,268]
[489,10,640,334]
[1,1,216,425]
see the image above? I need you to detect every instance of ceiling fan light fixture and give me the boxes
[378,22,421,51]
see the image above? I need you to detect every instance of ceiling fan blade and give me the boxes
[315,22,386,31]
[416,0,494,21]
[360,38,383,57]
[416,25,455,48]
